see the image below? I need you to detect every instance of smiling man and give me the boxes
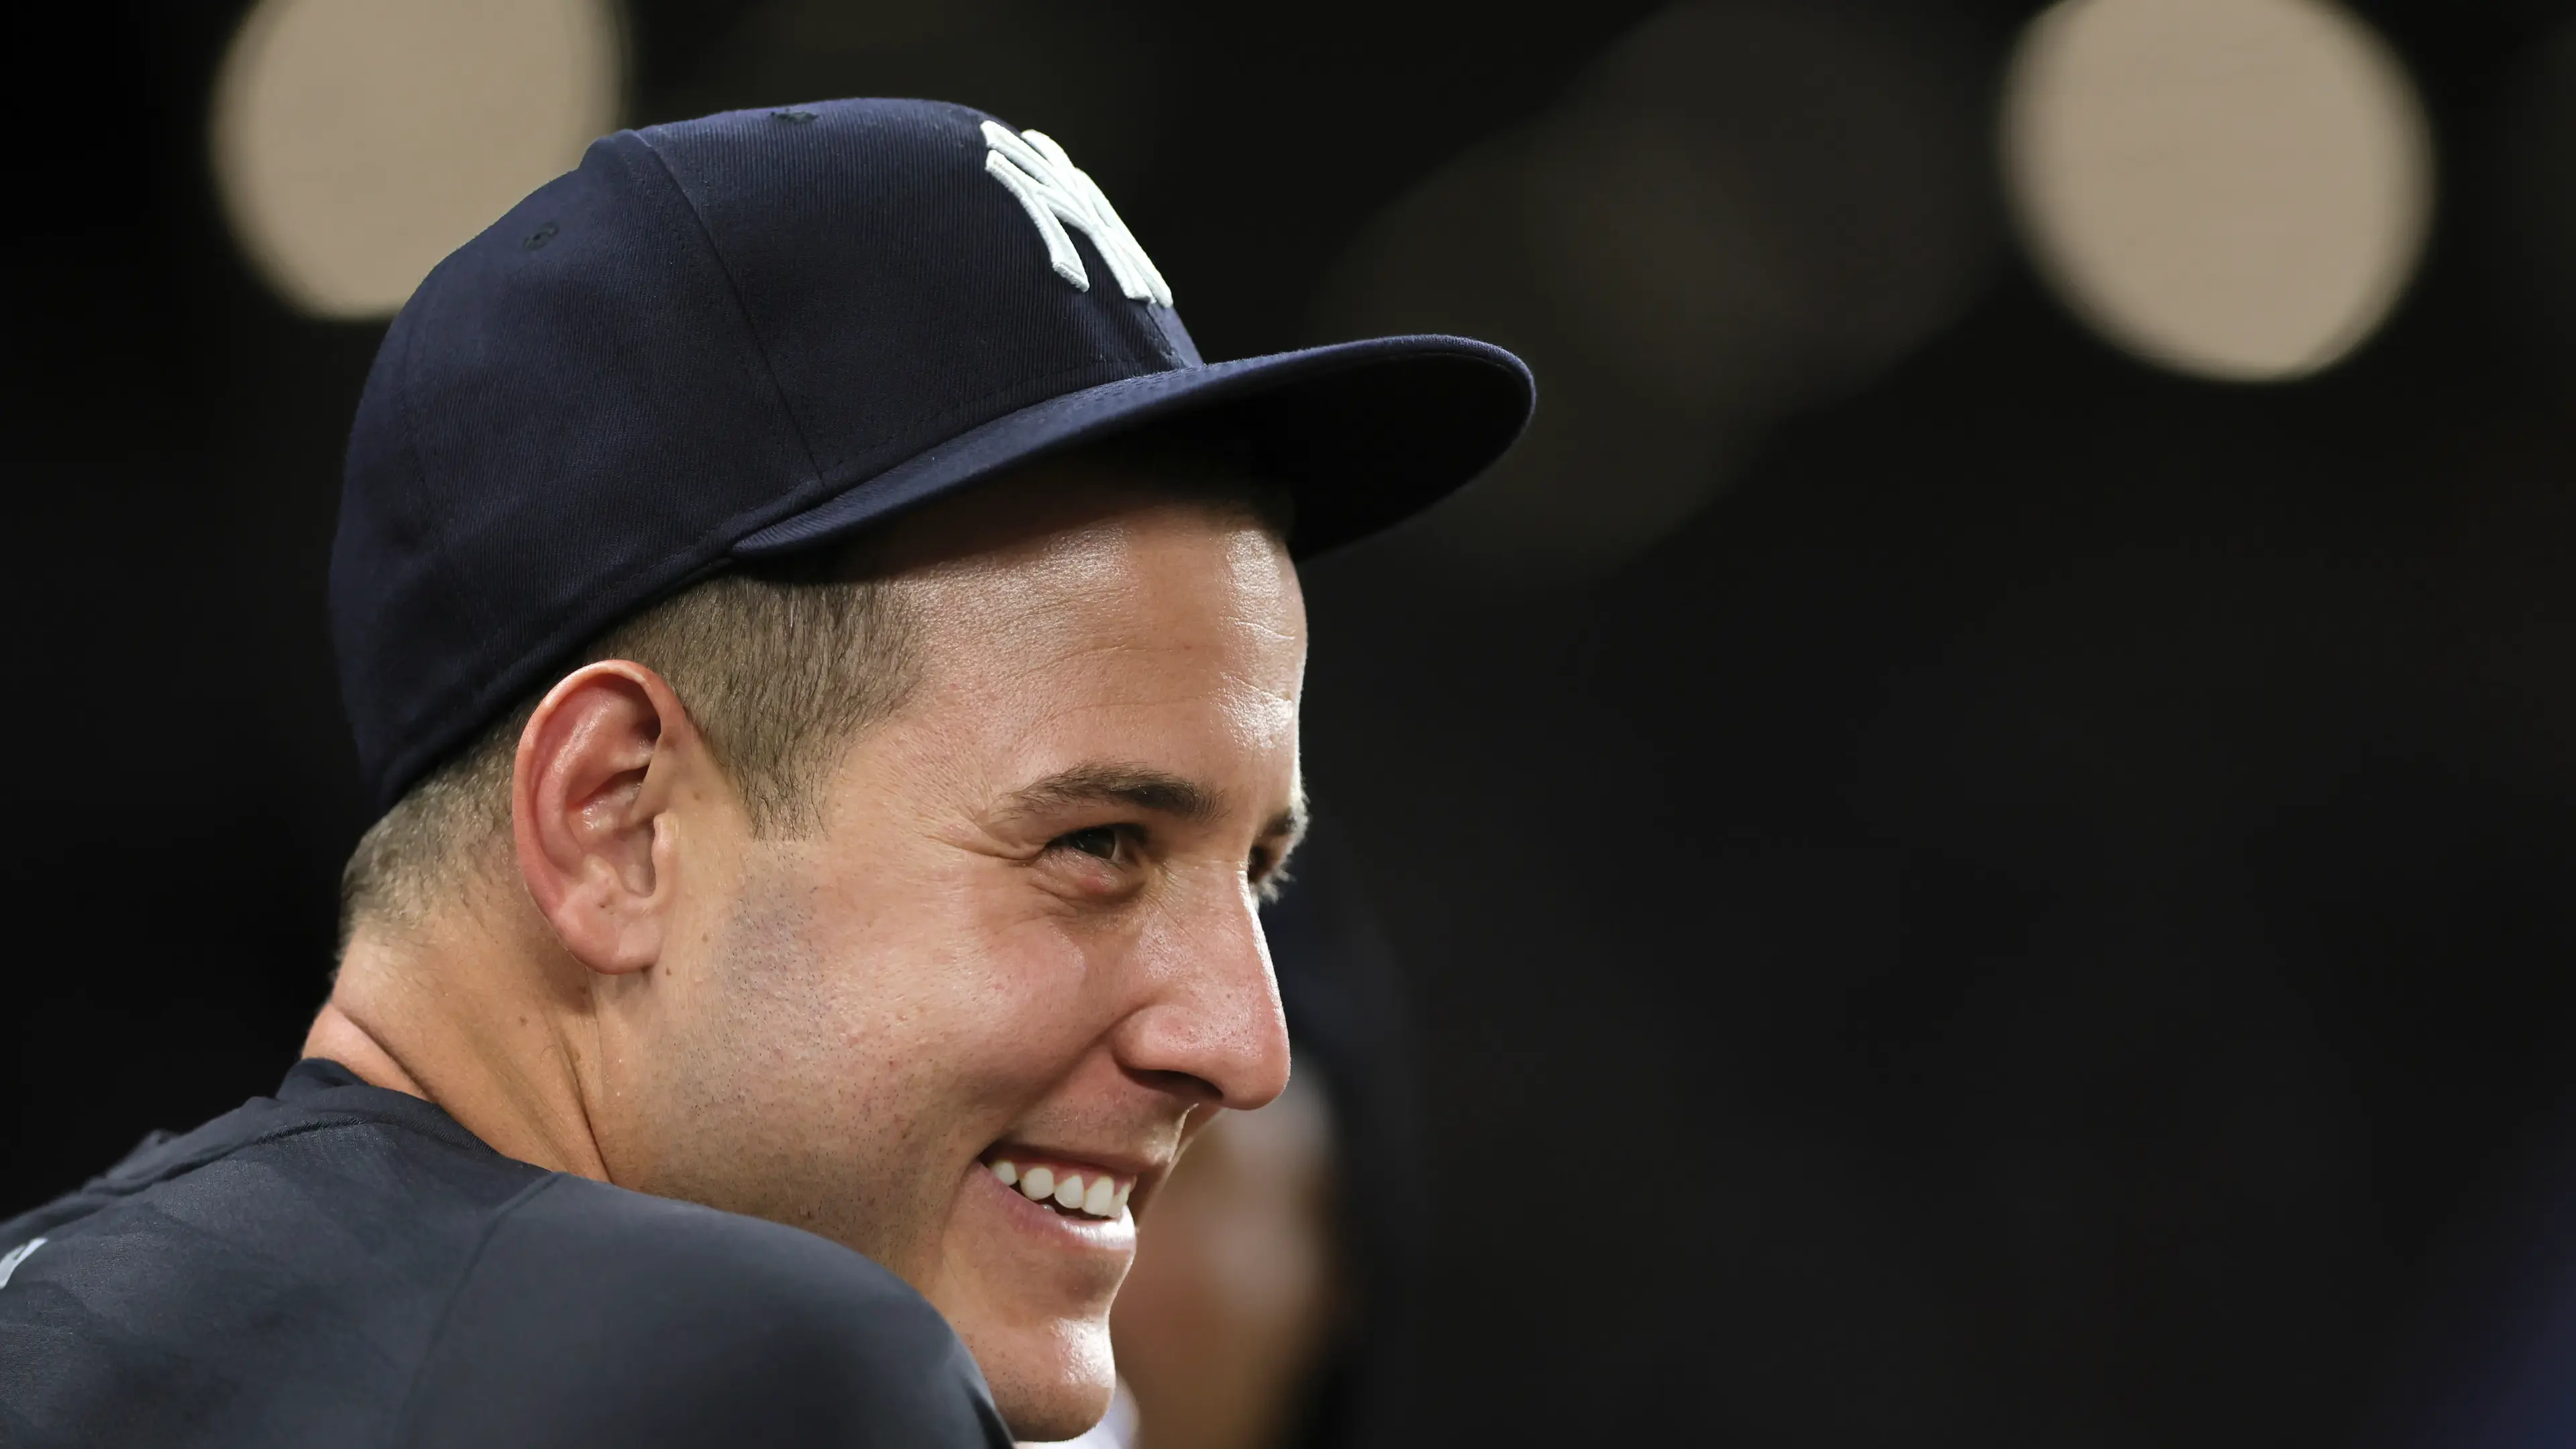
[0,99,1525,1447]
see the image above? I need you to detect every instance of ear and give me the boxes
[511,661,714,975]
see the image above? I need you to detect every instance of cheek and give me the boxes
[713,821,1147,1167]
[937,911,1132,1100]
[776,847,1120,1122]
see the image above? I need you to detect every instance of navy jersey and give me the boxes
[0,1059,1011,1448]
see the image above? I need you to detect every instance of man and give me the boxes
[0,99,1526,1446]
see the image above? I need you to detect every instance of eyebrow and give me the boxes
[997,762,1307,846]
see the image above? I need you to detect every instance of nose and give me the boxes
[1109,878,1293,1112]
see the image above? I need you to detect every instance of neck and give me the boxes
[307,914,614,1181]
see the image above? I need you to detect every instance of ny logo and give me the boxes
[981,121,1173,307]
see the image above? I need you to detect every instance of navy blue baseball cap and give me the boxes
[331,98,1532,810]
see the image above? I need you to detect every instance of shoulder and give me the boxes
[398,1177,1010,1449]
[0,1077,547,1446]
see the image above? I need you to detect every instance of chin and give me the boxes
[971,1316,1118,1442]
[933,1166,1136,1436]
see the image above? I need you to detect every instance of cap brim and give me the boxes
[732,334,1533,561]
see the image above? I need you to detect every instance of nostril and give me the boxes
[1128,1066,1224,1105]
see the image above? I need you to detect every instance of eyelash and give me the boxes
[1045,826,1291,901]
[1248,849,1292,904]
[1052,824,1133,865]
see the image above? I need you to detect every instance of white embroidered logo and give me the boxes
[0,1237,45,1290]
[981,121,1173,307]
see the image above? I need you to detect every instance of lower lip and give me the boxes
[971,1165,1137,1252]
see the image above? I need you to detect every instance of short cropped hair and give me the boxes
[338,562,920,941]
[338,453,1292,948]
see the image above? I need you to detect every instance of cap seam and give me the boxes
[625,130,826,489]
[375,131,821,797]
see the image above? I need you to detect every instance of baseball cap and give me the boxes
[331,98,1532,810]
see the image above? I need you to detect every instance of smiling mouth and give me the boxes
[984,1154,1135,1221]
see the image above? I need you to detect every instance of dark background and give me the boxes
[12,1,2576,1443]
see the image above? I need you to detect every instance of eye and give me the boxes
[1247,847,1291,903]
[1055,825,1128,863]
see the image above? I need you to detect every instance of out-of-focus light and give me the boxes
[1328,1,1989,582]
[211,0,624,320]
[2002,0,2430,382]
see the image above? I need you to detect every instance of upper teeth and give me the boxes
[988,1158,1132,1220]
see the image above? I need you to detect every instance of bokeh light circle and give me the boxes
[2002,0,2432,382]
[212,0,625,319]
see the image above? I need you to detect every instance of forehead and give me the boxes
[872,481,1307,761]
[954,508,1291,628]
[870,462,1297,629]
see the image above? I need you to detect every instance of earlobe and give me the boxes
[512,661,700,977]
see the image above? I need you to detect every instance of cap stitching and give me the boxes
[623,130,826,490]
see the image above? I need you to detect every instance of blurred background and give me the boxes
[13,0,2576,1443]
